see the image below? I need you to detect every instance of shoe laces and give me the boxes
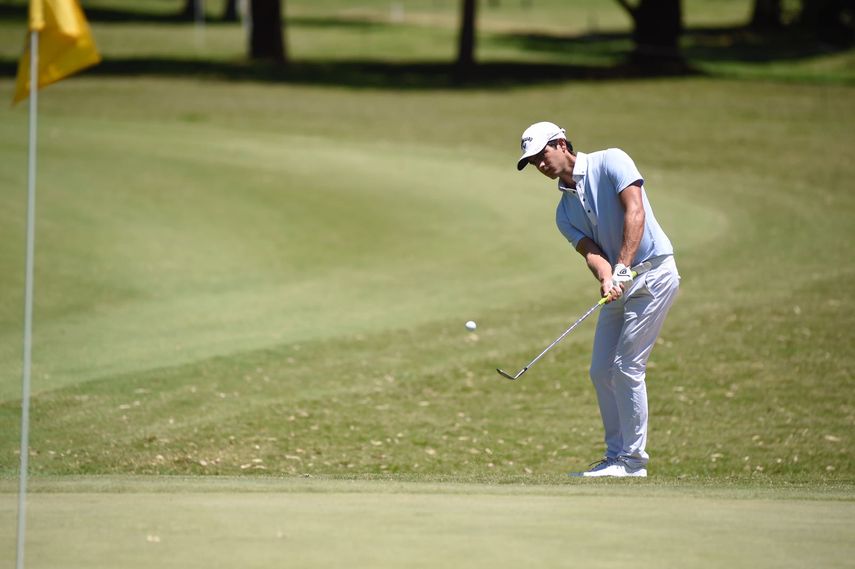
[587,457,614,469]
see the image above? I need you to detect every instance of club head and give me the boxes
[496,368,524,381]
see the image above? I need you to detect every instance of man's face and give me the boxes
[528,141,567,179]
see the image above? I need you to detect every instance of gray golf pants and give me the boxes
[589,255,680,469]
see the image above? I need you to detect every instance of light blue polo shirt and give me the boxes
[555,148,673,266]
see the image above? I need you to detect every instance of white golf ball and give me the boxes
[465,320,477,331]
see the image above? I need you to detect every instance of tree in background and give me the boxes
[615,0,684,66]
[179,0,201,21]
[180,0,239,22]
[746,0,854,45]
[750,0,782,31]
[250,0,286,63]
[223,0,239,22]
[798,0,855,45]
[455,0,477,77]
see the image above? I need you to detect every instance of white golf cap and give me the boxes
[517,121,566,171]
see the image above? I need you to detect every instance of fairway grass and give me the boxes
[1,75,852,482]
[1,477,853,569]
[0,110,723,399]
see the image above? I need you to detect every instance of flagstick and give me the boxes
[17,28,39,569]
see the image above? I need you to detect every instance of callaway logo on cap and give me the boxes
[517,121,567,171]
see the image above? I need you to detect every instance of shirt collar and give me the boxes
[557,151,587,194]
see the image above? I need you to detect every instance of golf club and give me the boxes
[496,262,651,381]
[496,297,604,381]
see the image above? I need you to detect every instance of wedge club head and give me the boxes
[496,367,527,381]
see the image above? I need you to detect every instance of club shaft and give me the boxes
[521,301,601,371]
[497,301,603,380]
[497,266,649,381]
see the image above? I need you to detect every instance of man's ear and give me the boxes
[559,138,575,155]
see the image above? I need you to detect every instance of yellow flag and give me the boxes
[12,0,101,104]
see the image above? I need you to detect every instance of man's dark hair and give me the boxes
[548,139,574,152]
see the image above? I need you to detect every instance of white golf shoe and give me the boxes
[569,458,647,478]
[568,457,614,478]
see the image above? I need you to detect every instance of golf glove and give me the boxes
[611,263,634,290]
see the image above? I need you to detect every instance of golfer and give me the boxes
[517,121,680,477]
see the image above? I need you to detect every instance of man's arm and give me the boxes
[575,237,616,301]
[575,183,645,302]
[617,183,645,267]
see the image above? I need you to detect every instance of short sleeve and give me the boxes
[605,148,644,193]
[556,200,586,248]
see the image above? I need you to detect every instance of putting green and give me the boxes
[0,478,852,569]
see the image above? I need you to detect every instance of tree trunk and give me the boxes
[750,0,782,30]
[223,0,239,22]
[250,0,287,63]
[180,0,208,22]
[616,0,684,66]
[455,0,477,78]
[179,0,196,20]
[799,0,854,45]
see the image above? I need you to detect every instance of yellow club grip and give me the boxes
[599,269,639,304]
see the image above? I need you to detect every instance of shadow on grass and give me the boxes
[499,25,848,64]
[0,56,700,90]
[681,25,847,63]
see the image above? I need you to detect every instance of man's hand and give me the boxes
[602,264,633,302]
[600,277,619,302]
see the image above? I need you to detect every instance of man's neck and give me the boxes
[559,152,577,188]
